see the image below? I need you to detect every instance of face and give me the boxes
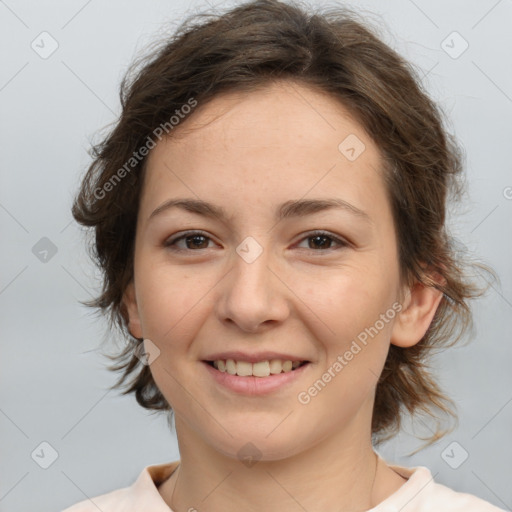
[124,81,408,461]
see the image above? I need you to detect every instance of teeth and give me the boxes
[269,359,283,374]
[282,360,292,372]
[253,361,270,377]
[213,359,303,377]
[236,361,252,377]
[226,359,237,375]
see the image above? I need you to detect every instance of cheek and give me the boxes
[305,263,399,336]
[136,260,210,342]
[304,266,399,398]
[136,268,212,409]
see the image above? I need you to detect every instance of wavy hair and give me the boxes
[71,0,493,446]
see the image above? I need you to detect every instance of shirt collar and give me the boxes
[126,460,180,510]
[126,458,432,512]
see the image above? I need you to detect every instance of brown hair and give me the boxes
[71,0,492,446]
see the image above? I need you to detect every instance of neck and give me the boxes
[159,417,404,512]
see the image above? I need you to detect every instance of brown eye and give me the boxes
[164,231,214,251]
[296,231,348,251]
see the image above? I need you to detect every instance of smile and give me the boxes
[203,358,311,395]
[207,359,307,377]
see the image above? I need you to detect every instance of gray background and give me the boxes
[0,0,511,510]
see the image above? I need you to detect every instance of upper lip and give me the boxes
[203,351,310,363]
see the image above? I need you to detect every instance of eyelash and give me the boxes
[163,230,349,253]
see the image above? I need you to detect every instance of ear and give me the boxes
[122,281,143,339]
[390,277,444,348]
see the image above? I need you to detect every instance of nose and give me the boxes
[215,241,290,333]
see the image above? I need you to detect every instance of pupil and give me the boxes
[188,235,207,249]
[310,235,329,249]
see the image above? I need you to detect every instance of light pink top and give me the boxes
[62,459,506,511]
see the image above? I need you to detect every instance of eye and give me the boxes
[163,230,349,253]
[163,231,216,251]
[296,230,349,251]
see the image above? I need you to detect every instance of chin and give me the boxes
[199,419,312,463]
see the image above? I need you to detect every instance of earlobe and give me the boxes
[122,281,143,339]
[390,280,444,348]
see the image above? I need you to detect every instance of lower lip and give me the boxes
[202,361,310,395]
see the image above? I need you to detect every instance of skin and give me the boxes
[123,80,443,511]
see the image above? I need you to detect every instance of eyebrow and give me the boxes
[148,197,372,224]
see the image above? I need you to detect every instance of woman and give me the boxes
[63,0,504,510]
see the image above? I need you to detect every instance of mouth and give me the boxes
[202,357,311,395]
[203,359,310,377]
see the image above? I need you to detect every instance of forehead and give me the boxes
[140,80,387,223]
[163,80,374,156]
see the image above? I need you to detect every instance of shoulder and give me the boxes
[380,462,506,512]
[413,478,506,511]
[61,461,180,512]
[61,487,130,512]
